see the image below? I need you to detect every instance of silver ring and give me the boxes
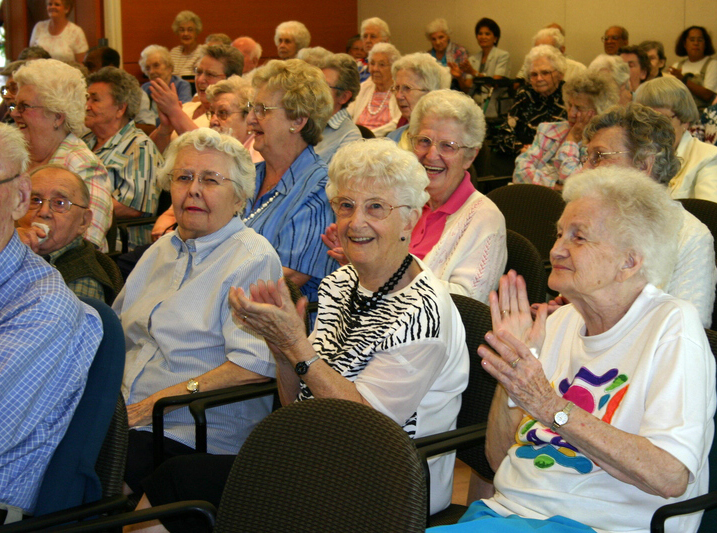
[242,315,248,321]
[510,358,519,369]
[501,310,509,317]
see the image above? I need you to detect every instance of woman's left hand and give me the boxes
[321,223,349,266]
[668,66,684,81]
[150,79,182,116]
[126,396,157,428]
[229,278,307,353]
[490,270,547,352]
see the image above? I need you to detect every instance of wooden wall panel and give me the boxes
[120,1,358,81]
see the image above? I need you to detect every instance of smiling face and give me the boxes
[177,21,198,49]
[46,0,69,20]
[18,167,92,255]
[85,82,125,133]
[276,34,298,59]
[393,69,427,120]
[429,31,450,54]
[369,52,392,92]
[413,116,477,208]
[475,26,496,51]
[195,55,227,107]
[170,148,241,241]
[209,92,250,142]
[145,52,173,84]
[549,196,629,302]
[11,85,61,149]
[603,27,627,55]
[528,56,563,96]
[685,28,706,62]
[246,86,294,158]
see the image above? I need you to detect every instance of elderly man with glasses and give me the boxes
[0,124,102,522]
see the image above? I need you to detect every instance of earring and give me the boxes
[400,236,406,242]
[289,127,296,133]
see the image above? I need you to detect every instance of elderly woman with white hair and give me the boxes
[138,44,193,123]
[118,139,468,533]
[588,54,633,105]
[11,58,113,251]
[169,10,203,77]
[425,18,468,68]
[358,17,391,82]
[513,71,619,189]
[386,52,451,149]
[115,127,283,495]
[493,45,567,157]
[348,42,402,137]
[206,75,262,163]
[634,76,717,202]
[274,21,311,60]
[326,89,507,303]
[431,168,715,533]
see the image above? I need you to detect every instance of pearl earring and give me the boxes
[289,127,296,133]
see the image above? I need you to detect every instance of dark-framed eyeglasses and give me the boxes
[168,169,235,188]
[0,173,21,186]
[410,135,471,157]
[329,197,410,221]
[29,196,88,213]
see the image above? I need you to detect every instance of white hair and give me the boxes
[160,128,256,205]
[206,75,252,106]
[562,167,682,288]
[14,59,87,136]
[139,44,173,76]
[425,18,450,39]
[327,138,429,220]
[588,54,631,92]
[274,21,311,51]
[361,17,390,41]
[533,28,565,50]
[391,53,451,91]
[409,89,486,149]
[297,46,333,68]
[368,43,401,65]
[0,123,29,175]
[523,44,567,75]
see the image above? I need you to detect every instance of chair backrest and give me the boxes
[33,297,126,515]
[357,124,376,139]
[505,229,548,305]
[679,199,717,330]
[450,294,497,480]
[487,184,565,264]
[94,395,129,499]
[213,398,427,533]
[700,328,717,532]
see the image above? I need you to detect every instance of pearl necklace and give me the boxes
[242,191,280,223]
[350,254,413,314]
[366,90,391,116]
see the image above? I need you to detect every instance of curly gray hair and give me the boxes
[391,53,451,92]
[172,10,202,35]
[274,21,311,51]
[87,67,143,121]
[563,71,620,115]
[139,44,173,76]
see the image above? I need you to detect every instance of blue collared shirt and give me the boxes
[243,146,338,301]
[0,232,102,513]
[114,217,282,454]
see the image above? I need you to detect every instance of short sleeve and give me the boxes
[703,59,717,93]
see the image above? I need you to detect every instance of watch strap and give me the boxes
[551,401,574,431]
[295,354,321,375]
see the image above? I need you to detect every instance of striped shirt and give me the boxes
[170,45,204,77]
[84,121,163,248]
[114,217,282,454]
[243,146,338,301]
[0,232,102,513]
[50,133,113,252]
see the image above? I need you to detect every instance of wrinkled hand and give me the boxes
[532,295,570,318]
[447,61,462,79]
[321,223,349,266]
[459,58,477,77]
[229,278,308,352]
[490,270,547,352]
[566,109,596,143]
[16,225,47,253]
[150,79,182,116]
[668,67,684,81]
[126,396,156,427]
[151,209,177,241]
[478,329,557,422]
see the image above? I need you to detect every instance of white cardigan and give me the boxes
[348,78,401,138]
[670,131,717,202]
[421,191,507,303]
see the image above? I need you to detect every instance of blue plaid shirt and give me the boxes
[243,146,338,301]
[0,233,102,513]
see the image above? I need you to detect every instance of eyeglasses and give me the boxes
[29,196,88,213]
[13,102,46,114]
[579,150,631,167]
[529,69,557,80]
[391,85,429,95]
[601,36,622,42]
[410,135,471,157]
[0,173,21,186]
[245,102,284,120]
[206,109,245,121]
[330,197,410,221]
[194,67,226,80]
[369,62,390,68]
[168,169,235,188]
[1,83,18,97]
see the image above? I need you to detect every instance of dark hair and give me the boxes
[86,46,121,68]
[203,44,244,77]
[675,26,715,57]
[618,45,650,77]
[639,40,666,61]
[346,35,362,53]
[18,46,51,60]
[474,18,501,45]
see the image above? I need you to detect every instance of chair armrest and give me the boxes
[188,381,278,454]
[152,381,275,467]
[50,500,216,532]
[115,217,159,254]
[0,495,128,532]
[650,491,717,533]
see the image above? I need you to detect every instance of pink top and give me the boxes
[410,171,476,259]
[357,91,392,130]
[243,134,264,164]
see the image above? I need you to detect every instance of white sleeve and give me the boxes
[495,51,510,77]
[29,23,40,46]
[703,59,717,93]
[69,23,89,55]
[693,155,717,202]
[354,339,448,425]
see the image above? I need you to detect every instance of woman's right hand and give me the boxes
[459,58,478,77]
[489,270,547,353]
[321,223,349,266]
[447,61,462,79]
[149,79,182,116]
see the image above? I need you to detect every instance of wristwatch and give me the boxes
[295,355,321,376]
[551,401,574,431]
[186,378,200,394]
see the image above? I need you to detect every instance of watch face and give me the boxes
[555,411,569,426]
[295,362,308,375]
[187,380,199,393]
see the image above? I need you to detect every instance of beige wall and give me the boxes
[358,0,717,73]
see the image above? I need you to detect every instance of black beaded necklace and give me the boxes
[350,254,413,314]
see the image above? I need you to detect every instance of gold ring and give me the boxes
[510,359,519,369]
[501,310,509,317]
